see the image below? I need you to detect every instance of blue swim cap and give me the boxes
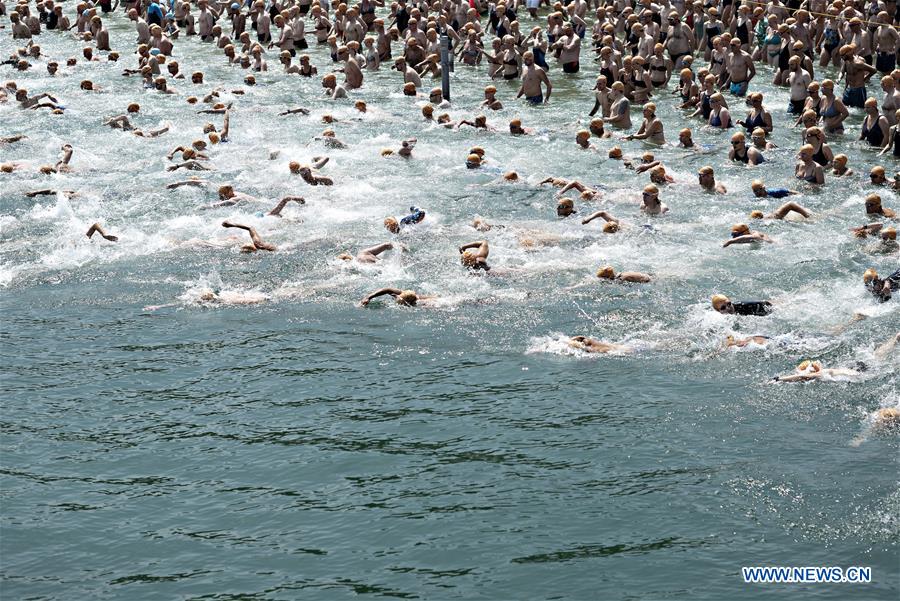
[150,48,161,55]
[231,2,240,8]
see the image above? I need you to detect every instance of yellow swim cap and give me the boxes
[596,265,615,279]
[711,294,730,311]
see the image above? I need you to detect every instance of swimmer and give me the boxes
[640,185,668,215]
[567,336,630,354]
[266,196,305,217]
[771,360,861,383]
[397,138,417,158]
[725,335,770,348]
[557,180,601,199]
[316,129,347,149]
[459,240,491,271]
[863,267,899,302]
[873,332,900,360]
[207,185,260,208]
[360,288,434,306]
[751,202,812,220]
[596,265,651,283]
[831,154,853,177]
[457,114,495,131]
[86,223,118,242]
[850,223,885,238]
[575,130,596,150]
[581,210,621,233]
[481,85,502,110]
[711,294,774,316]
[556,198,576,217]
[167,160,212,172]
[221,221,276,252]
[0,135,27,144]
[24,189,77,198]
[698,166,726,194]
[869,166,893,186]
[722,223,774,247]
[750,180,797,198]
[167,178,210,190]
[865,193,896,218]
[339,243,397,263]
[279,107,310,116]
[290,159,333,186]
[509,118,534,135]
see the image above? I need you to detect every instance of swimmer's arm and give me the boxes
[360,287,402,306]
[723,234,765,247]
[634,160,660,174]
[458,241,485,252]
[86,223,118,242]
[581,210,615,225]
[166,179,209,189]
[279,107,310,115]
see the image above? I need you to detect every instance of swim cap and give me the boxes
[596,266,615,279]
[397,290,418,305]
[602,221,619,234]
[750,210,764,219]
[882,227,897,240]
[470,147,485,157]
[150,48,161,55]
[863,268,878,283]
[461,251,478,267]
[384,217,400,233]
[711,294,730,311]
[731,223,750,236]
[608,146,623,159]
[504,171,518,181]
[289,161,300,173]
[127,103,140,113]
[557,198,574,209]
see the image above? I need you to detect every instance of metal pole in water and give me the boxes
[440,28,450,102]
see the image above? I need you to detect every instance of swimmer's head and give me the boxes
[731,223,750,237]
[355,100,367,112]
[750,210,765,220]
[870,166,887,184]
[711,294,732,313]
[649,166,667,184]
[865,193,883,213]
[833,153,848,167]
[381,148,394,156]
[589,118,604,135]
[643,183,659,197]
[384,217,400,234]
[863,268,878,283]
[556,197,575,217]
[882,227,897,241]
[244,74,256,86]
[608,146,623,159]
[466,153,482,169]
[192,140,206,150]
[127,102,140,113]
[596,265,615,279]
[217,185,234,199]
[191,71,204,84]
[80,80,93,90]
[397,290,418,306]
[403,82,417,96]
[602,221,619,234]
[289,161,301,174]
[461,251,478,267]
[422,104,434,118]
[337,252,353,261]
[576,130,591,145]
[187,96,198,104]
[208,132,221,144]
[751,180,767,196]
[504,171,518,181]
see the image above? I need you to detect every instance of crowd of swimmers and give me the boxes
[1,0,899,421]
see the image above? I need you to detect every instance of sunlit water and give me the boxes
[1,11,899,600]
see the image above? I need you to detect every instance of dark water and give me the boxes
[2,268,897,600]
